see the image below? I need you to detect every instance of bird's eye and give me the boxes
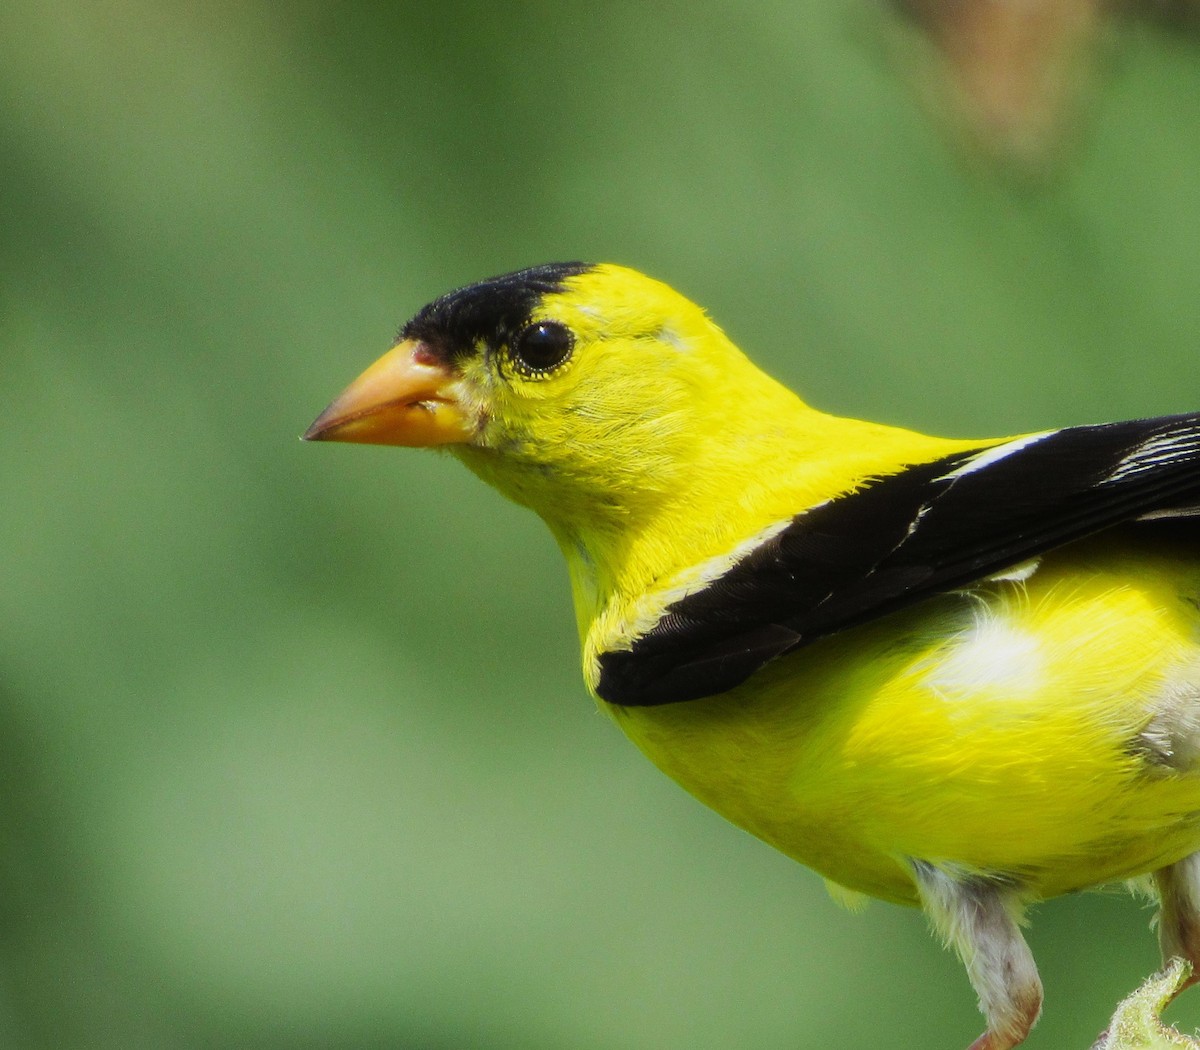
[510,321,574,376]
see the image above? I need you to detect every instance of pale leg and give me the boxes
[1155,851,1200,989]
[913,862,1043,1050]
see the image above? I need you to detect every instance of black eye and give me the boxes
[511,321,574,376]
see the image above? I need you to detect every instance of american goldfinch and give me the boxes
[305,263,1200,1050]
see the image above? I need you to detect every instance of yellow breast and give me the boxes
[605,534,1200,905]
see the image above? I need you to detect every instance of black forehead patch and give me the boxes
[399,262,593,360]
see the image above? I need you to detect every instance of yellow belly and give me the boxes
[605,537,1200,905]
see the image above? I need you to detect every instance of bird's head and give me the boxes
[305,263,806,548]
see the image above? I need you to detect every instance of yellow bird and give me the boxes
[305,263,1200,1050]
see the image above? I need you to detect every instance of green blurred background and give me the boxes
[3,3,1199,1048]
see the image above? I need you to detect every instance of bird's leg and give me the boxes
[912,861,1043,1050]
[1154,851,1200,993]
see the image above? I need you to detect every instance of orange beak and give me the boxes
[302,339,472,447]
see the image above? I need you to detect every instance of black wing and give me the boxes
[597,413,1200,707]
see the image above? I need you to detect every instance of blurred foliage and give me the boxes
[891,0,1200,169]
[2,2,1199,1048]
[1096,960,1198,1048]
